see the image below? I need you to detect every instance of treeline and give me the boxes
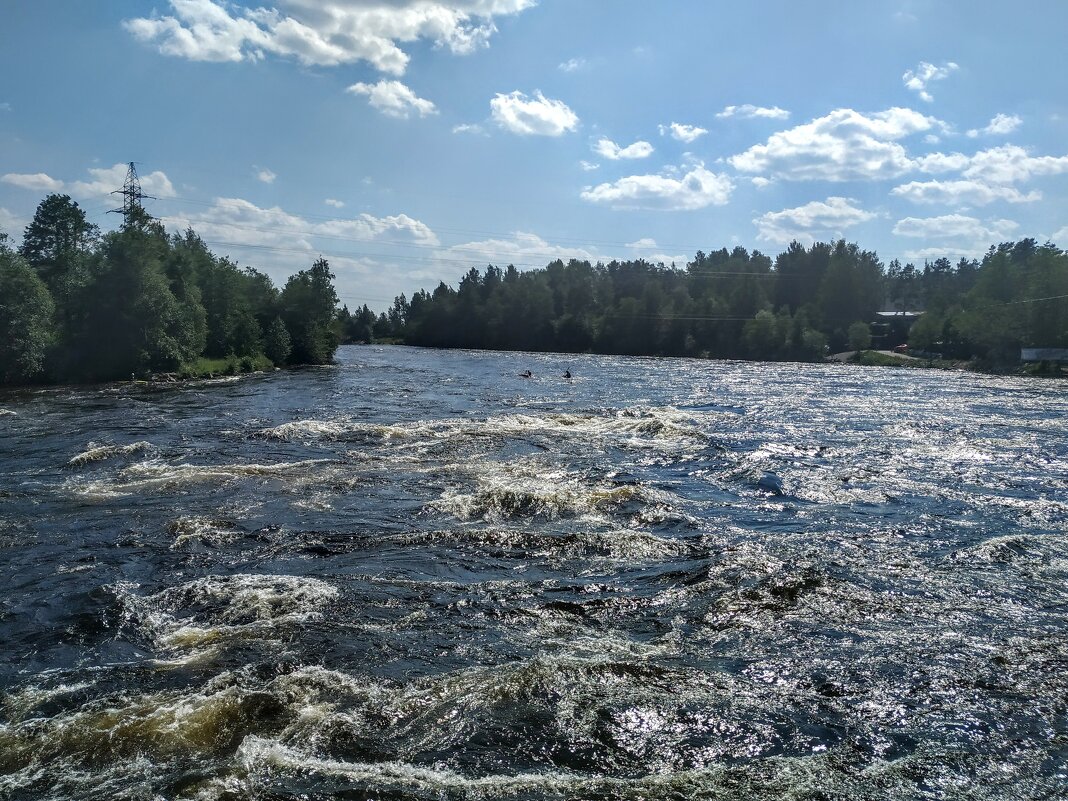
[0,194,340,386]
[361,238,1066,365]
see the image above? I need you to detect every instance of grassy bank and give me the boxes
[176,354,275,380]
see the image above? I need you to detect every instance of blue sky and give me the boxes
[2,1,1067,310]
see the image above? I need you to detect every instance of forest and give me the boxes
[346,238,1067,368]
[4,193,1067,387]
[0,194,340,386]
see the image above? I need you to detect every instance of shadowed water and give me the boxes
[1,346,1066,800]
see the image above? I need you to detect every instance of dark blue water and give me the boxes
[1,346,1066,799]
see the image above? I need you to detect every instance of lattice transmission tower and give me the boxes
[108,162,156,226]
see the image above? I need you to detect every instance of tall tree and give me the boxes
[279,257,340,364]
[0,236,56,384]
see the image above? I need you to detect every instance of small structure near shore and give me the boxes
[870,311,923,350]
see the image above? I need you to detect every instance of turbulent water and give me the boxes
[1,346,1066,800]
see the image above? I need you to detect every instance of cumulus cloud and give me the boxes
[490,90,578,136]
[324,198,345,208]
[580,163,733,210]
[1052,226,1068,243]
[442,230,604,269]
[716,104,790,120]
[256,167,277,184]
[892,214,1019,241]
[124,0,535,75]
[579,161,599,171]
[164,196,439,249]
[729,107,939,181]
[347,80,437,118]
[890,179,1041,206]
[558,57,586,72]
[593,137,654,160]
[2,172,65,192]
[902,61,959,102]
[960,144,1068,184]
[160,195,443,310]
[966,113,1022,138]
[658,122,707,143]
[754,197,876,244]
[71,163,176,200]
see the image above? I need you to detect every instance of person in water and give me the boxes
[563,369,571,379]
[519,370,533,378]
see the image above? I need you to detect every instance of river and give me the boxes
[1,345,1066,800]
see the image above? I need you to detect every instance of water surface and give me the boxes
[1,346,1066,799]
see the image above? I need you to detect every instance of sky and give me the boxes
[2,0,1068,311]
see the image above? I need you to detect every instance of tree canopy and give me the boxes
[0,195,342,385]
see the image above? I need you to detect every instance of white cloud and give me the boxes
[452,123,485,135]
[256,167,277,184]
[1052,226,1068,243]
[890,179,1041,206]
[0,207,26,237]
[1,172,65,192]
[347,80,437,118]
[160,196,441,308]
[124,0,535,75]
[716,104,790,120]
[442,230,604,269]
[729,107,939,181]
[70,163,176,200]
[892,214,1018,241]
[324,198,345,208]
[580,163,733,210]
[658,122,707,143]
[754,197,876,244]
[558,57,586,72]
[593,137,654,160]
[490,90,578,136]
[751,177,772,188]
[902,61,958,102]
[579,160,599,171]
[164,196,438,249]
[625,237,686,266]
[960,144,1068,184]
[967,113,1022,138]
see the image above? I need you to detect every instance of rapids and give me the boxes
[0,345,1066,799]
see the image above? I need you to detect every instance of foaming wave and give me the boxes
[169,516,241,550]
[113,573,338,650]
[66,440,154,467]
[71,458,330,498]
[430,460,678,524]
[256,406,709,449]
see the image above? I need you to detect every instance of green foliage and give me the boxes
[0,243,56,383]
[847,321,872,351]
[393,238,1066,370]
[264,316,292,365]
[0,194,343,386]
[279,258,340,364]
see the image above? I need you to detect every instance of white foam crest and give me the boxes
[236,735,584,793]
[431,458,675,523]
[257,405,708,450]
[169,517,240,550]
[72,458,330,498]
[67,440,154,467]
[114,574,338,650]
[0,408,15,416]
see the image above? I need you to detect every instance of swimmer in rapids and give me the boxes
[519,370,533,378]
